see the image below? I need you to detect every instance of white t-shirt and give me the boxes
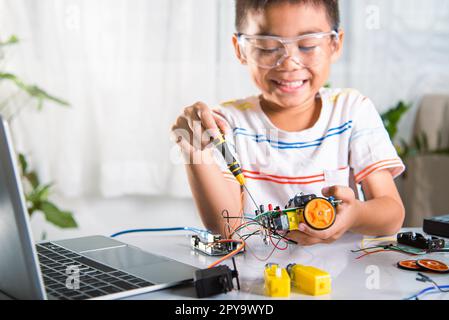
[211,87,405,216]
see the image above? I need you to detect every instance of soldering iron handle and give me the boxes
[214,136,235,165]
[214,136,245,186]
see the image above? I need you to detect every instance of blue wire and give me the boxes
[110,227,210,239]
[404,285,449,300]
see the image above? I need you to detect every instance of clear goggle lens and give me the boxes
[239,31,338,69]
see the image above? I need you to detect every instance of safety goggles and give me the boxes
[237,30,339,69]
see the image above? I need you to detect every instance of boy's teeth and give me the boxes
[276,80,304,87]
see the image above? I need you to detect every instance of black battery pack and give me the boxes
[397,231,445,250]
[423,214,449,238]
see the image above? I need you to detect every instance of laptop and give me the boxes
[0,116,198,300]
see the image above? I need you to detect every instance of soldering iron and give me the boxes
[213,134,259,210]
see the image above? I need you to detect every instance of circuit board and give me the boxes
[191,234,243,256]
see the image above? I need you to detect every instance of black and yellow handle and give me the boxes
[213,135,246,186]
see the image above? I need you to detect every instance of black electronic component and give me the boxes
[423,214,449,238]
[193,259,240,298]
[272,213,289,231]
[397,232,445,251]
[286,193,316,208]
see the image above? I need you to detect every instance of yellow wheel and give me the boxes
[303,198,336,230]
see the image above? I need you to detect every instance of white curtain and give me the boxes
[0,0,255,198]
[1,0,448,198]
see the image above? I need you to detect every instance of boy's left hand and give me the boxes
[288,186,359,246]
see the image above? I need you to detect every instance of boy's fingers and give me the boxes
[211,109,231,135]
[188,111,212,149]
[184,107,221,148]
[171,125,195,155]
[322,185,355,202]
[213,114,230,135]
[194,104,221,139]
[171,117,191,141]
[321,185,336,197]
[176,136,194,155]
[298,223,331,240]
[183,106,201,132]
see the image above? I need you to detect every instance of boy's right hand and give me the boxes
[171,102,230,158]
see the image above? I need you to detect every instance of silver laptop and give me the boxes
[0,116,198,300]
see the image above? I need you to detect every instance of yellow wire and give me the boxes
[360,236,397,252]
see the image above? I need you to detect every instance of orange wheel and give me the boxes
[417,259,449,273]
[397,260,422,271]
[303,198,336,230]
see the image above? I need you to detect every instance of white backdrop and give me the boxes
[1,0,448,199]
[341,0,449,143]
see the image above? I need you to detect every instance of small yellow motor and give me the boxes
[264,263,290,297]
[287,264,331,296]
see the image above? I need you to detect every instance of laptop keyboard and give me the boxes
[36,242,154,300]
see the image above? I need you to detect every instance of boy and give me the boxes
[171,0,405,246]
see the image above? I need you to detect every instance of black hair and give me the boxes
[235,0,340,32]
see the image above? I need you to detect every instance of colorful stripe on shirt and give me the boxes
[223,167,348,185]
[232,121,352,150]
[354,159,404,183]
[224,159,404,185]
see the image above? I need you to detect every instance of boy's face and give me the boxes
[233,2,343,110]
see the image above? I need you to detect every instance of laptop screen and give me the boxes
[0,116,46,299]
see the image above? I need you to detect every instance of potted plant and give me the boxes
[0,35,77,236]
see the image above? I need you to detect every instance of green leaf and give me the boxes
[0,35,19,47]
[24,171,40,189]
[381,101,411,140]
[28,206,36,216]
[37,183,53,201]
[26,84,70,107]
[26,189,40,204]
[39,201,78,228]
[26,183,52,204]
[0,72,70,107]
[0,72,24,85]
[18,153,28,175]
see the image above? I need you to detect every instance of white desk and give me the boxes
[0,229,446,300]
[118,228,449,300]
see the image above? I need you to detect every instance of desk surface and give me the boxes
[118,228,449,300]
[0,228,447,300]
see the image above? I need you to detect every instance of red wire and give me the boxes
[230,220,255,237]
[356,248,420,260]
[269,233,288,251]
[356,249,389,259]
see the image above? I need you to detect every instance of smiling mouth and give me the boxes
[271,79,308,92]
